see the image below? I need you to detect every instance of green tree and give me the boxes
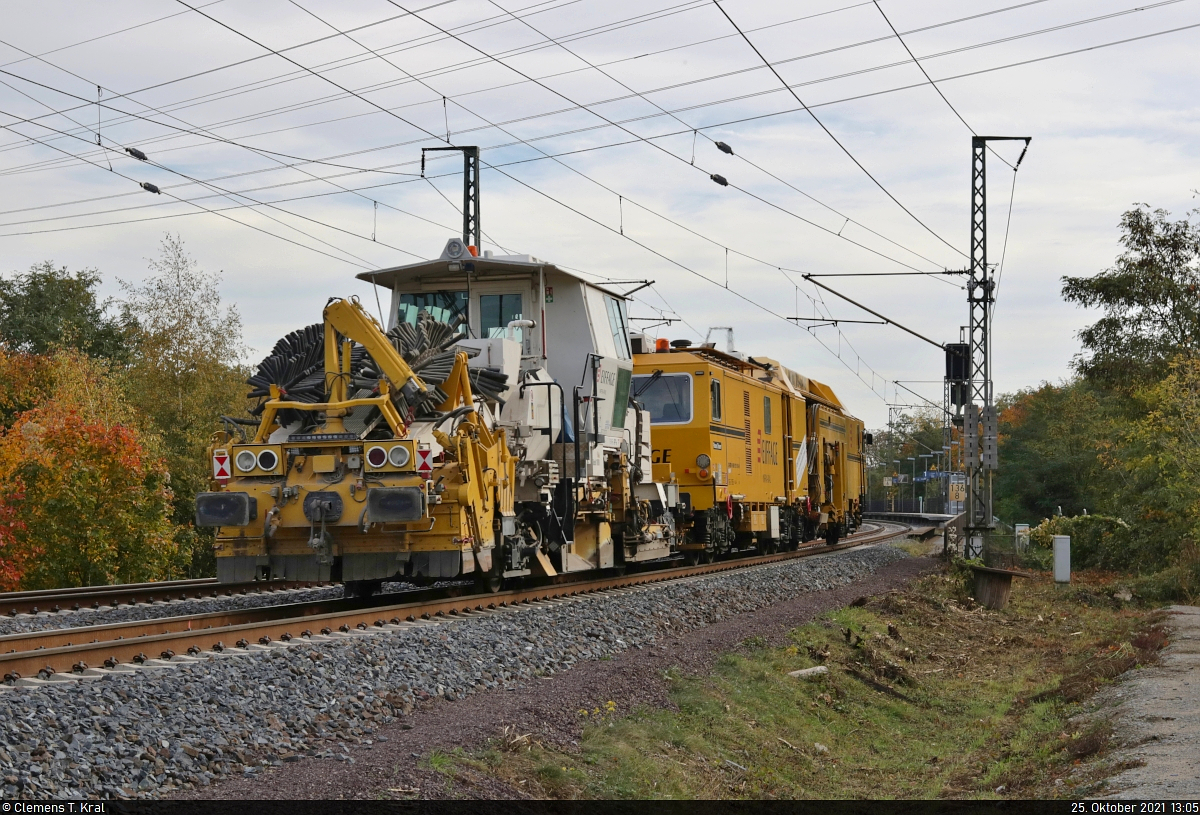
[119,234,248,577]
[1061,205,1200,389]
[866,409,947,507]
[994,381,1114,525]
[0,350,180,589]
[0,262,129,359]
[1108,354,1200,571]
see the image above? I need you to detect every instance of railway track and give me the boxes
[0,522,910,685]
[0,577,333,617]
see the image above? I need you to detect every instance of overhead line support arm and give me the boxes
[801,275,944,350]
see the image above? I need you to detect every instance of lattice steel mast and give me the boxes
[964,136,1029,558]
[422,146,481,249]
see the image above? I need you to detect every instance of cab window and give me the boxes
[710,378,722,422]
[764,396,772,434]
[480,293,525,343]
[604,295,632,360]
[631,373,692,424]
[398,291,467,328]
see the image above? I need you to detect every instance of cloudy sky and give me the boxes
[1,0,1196,427]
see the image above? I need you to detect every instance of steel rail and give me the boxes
[0,577,217,601]
[0,584,466,654]
[0,523,909,683]
[0,578,333,617]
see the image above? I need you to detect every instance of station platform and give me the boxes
[864,511,958,528]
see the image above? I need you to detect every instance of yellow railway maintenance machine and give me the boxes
[630,337,868,560]
[198,238,676,594]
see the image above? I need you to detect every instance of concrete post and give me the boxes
[1053,535,1070,584]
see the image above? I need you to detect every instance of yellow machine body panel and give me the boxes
[632,348,791,512]
[634,344,867,548]
[201,297,515,586]
[807,403,866,528]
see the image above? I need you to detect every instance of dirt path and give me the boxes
[180,554,939,800]
[1099,605,1200,799]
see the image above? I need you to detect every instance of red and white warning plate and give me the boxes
[417,448,433,477]
[213,450,231,481]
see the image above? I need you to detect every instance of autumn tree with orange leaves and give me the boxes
[0,350,180,590]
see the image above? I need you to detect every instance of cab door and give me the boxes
[477,291,528,349]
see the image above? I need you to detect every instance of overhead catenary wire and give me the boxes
[0,112,411,269]
[0,0,1180,186]
[150,0,942,273]
[0,116,1005,415]
[871,0,1015,170]
[0,0,226,71]
[483,157,924,406]
[4,15,729,357]
[11,0,1156,228]
[712,0,965,260]
[2,103,434,267]
[0,0,1070,172]
[0,145,908,409]
[0,47,495,249]
[0,3,1161,415]
[378,0,951,272]
[0,59,427,178]
[273,0,925,389]
[0,0,475,156]
[478,0,948,270]
[0,15,537,246]
[0,6,1174,236]
[171,0,618,262]
[0,2,1184,204]
[0,0,841,163]
[171,0,451,149]
[0,75,376,267]
[990,167,1021,318]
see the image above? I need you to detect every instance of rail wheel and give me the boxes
[825,524,840,546]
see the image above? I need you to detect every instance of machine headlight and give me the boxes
[696,454,711,469]
[366,446,388,468]
[235,450,257,472]
[388,445,411,468]
[257,449,278,471]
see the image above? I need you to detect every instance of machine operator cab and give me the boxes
[358,238,666,572]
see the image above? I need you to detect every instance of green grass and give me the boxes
[427,749,458,774]
[452,566,1163,799]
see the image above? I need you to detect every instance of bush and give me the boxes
[1028,515,1133,570]
[1126,541,1200,604]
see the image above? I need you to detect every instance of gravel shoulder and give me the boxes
[185,549,939,800]
[1098,605,1200,799]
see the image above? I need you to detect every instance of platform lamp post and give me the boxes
[919,453,933,513]
[940,451,948,509]
[892,459,901,512]
[933,451,945,511]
